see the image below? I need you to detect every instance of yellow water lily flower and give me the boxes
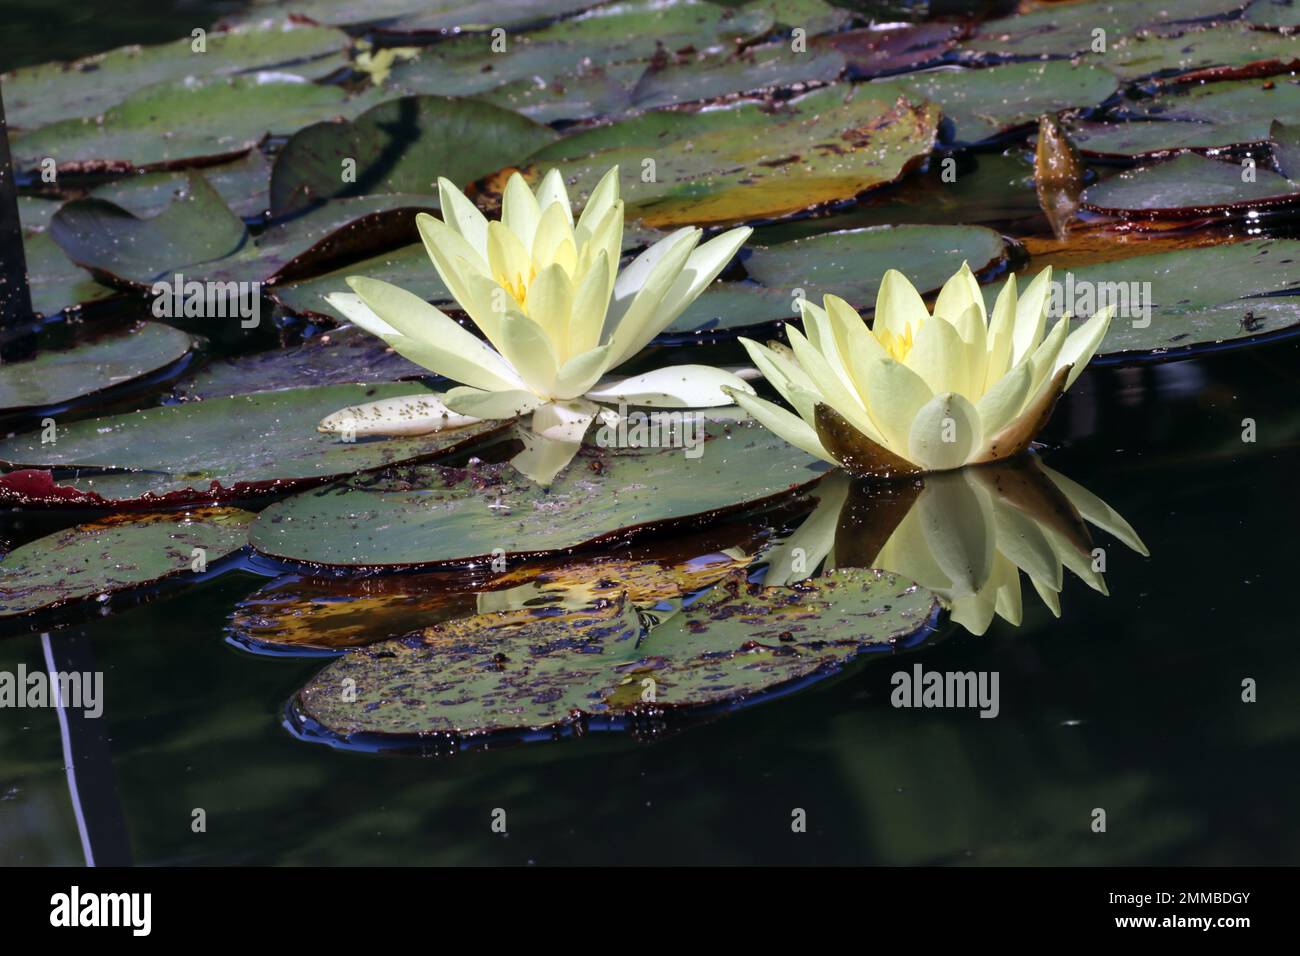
[726,264,1113,476]
[318,166,754,484]
[764,460,1148,636]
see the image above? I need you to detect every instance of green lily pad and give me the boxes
[0,383,507,508]
[477,41,846,123]
[89,151,272,220]
[666,285,796,338]
[246,0,601,32]
[250,418,827,568]
[50,176,439,291]
[1070,76,1300,158]
[11,75,351,174]
[1273,120,1300,179]
[290,566,939,744]
[1081,23,1300,82]
[526,83,940,228]
[386,0,771,100]
[175,326,430,401]
[0,23,351,131]
[1082,152,1300,219]
[870,62,1120,146]
[0,508,254,619]
[269,95,559,215]
[960,0,1250,61]
[23,230,119,320]
[1245,0,1300,28]
[993,239,1300,361]
[0,321,198,416]
[745,224,1008,308]
[741,0,850,35]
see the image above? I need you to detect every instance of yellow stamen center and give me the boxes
[878,320,918,363]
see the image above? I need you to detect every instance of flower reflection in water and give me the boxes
[763,456,1148,636]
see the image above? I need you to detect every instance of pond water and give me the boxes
[1,1,1298,866]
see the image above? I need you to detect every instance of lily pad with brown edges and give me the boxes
[289,567,940,747]
[522,82,940,228]
[0,383,508,509]
[1081,153,1300,221]
[0,508,254,620]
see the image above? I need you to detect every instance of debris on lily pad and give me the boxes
[290,567,940,746]
[0,508,254,620]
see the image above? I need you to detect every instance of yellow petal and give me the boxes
[983,273,1018,392]
[524,262,573,355]
[501,171,542,250]
[861,357,933,456]
[873,268,928,343]
[533,168,573,226]
[1012,266,1053,365]
[907,391,981,471]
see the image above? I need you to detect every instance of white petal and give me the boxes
[907,391,981,471]
[1011,266,1053,365]
[443,386,544,420]
[584,365,755,408]
[727,389,835,464]
[1055,305,1114,389]
[436,177,490,264]
[317,393,480,437]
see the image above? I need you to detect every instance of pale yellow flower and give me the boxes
[727,264,1112,475]
[318,166,753,483]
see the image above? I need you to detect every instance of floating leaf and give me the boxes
[1245,0,1300,28]
[0,23,351,131]
[290,567,939,744]
[0,508,253,619]
[1069,76,1300,158]
[22,230,119,320]
[1270,119,1300,179]
[269,95,559,215]
[1083,22,1300,82]
[50,176,439,291]
[89,151,272,220]
[524,83,940,227]
[744,224,1007,307]
[814,23,960,80]
[478,41,845,123]
[1081,153,1300,220]
[250,418,826,568]
[870,62,1120,146]
[175,326,429,401]
[12,75,351,174]
[960,0,1251,61]
[0,322,197,417]
[0,383,507,507]
[229,551,749,653]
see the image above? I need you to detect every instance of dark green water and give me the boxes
[1,3,1298,867]
[3,339,1297,865]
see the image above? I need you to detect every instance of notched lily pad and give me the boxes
[0,508,253,620]
[289,567,940,746]
[250,418,826,568]
[0,383,507,508]
[0,321,198,417]
[269,95,559,215]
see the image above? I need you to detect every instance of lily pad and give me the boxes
[385,0,772,100]
[814,23,960,80]
[175,326,430,401]
[0,322,198,416]
[742,0,850,36]
[290,567,939,744]
[0,23,351,131]
[229,551,749,653]
[250,418,827,568]
[1273,120,1300,179]
[11,75,351,175]
[745,224,1008,308]
[525,83,940,227]
[1245,0,1300,28]
[870,62,1120,146]
[995,239,1300,361]
[477,41,846,123]
[1082,23,1300,83]
[269,95,559,215]
[1069,76,1300,158]
[665,284,796,338]
[267,0,602,32]
[0,508,254,619]
[0,383,507,508]
[89,151,272,220]
[50,176,439,292]
[1081,153,1300,219]
[22,230,120,320]
[960,0,1251,61]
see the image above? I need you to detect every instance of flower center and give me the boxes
[878,320,918,363]
[497,265,535,312]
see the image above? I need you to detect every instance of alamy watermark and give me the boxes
[891,664,999,718]
[0,664,103,718]
[150,273,260,328]
[593,403,704,458]
[1048,273,1151,329]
